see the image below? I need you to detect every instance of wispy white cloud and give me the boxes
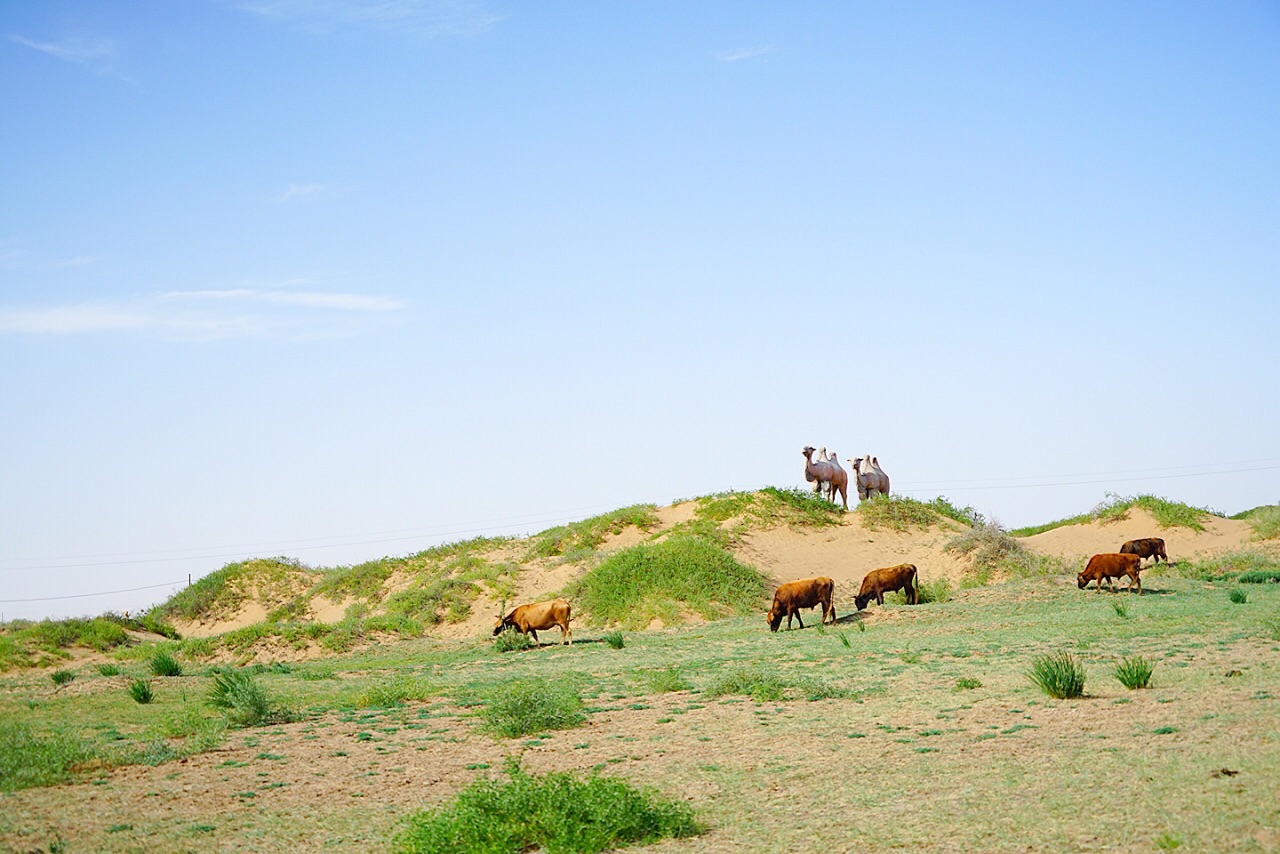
[715,46,777,63]
[275,183,329,204]
[240,0,504,37]
[10,34,129,79]
[0,286,404,340]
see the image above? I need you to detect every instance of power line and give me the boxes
[897,463,1280,493]
[0,580,188,604]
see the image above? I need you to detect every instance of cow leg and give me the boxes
[529,629,539,643]
[795,611,805,630]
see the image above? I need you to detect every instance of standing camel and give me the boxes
[802,445,848,510]
[848,455,890,501]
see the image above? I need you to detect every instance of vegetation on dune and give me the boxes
[1153,549,1280,582]
[394,757,703,854]
[1010,494,1217,537]
[1230,504,1280,540]
[945,522,1067,584]
[153,557,317,623]
[527,505,660,560]
[0,612,178,673]
[564,535,770,629]
[857,495,982,532]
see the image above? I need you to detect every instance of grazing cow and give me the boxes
[854,563,919,611]
[767,577,836,632]
[1119,537,1168,565]
[1077,553,1143,594]
[493,598,573,645]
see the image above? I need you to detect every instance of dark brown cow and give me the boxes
[1119,537,1168,564]
[1078,553,1143,594]
[493,598,573,644]
[767,577,836,632]
[854,563,919,611]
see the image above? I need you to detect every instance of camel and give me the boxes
[802,445,848,510]
[848,455,890,501]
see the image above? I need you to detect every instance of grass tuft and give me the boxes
[480,679,586,738]
[97,663,121,676]
[356,674,435,708]
[1228,588,1248,605]
[1113,656,1156,690]
[1026,651,1086,699]
[639,667,693,694]
[128,679,154,704]
[394,757,702,853]
[603,630,626,649]
[150,650,183,677]
[50,669,76,688]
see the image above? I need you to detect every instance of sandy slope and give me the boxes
[1018,507,1256,563]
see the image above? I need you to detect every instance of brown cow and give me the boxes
[493,599,573,644]
[767,577,836,632]
[854,563,919,611]
[1119,537,1168,565]
[1078,553,1143,594]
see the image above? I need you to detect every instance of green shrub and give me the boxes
[480,679,585,738]
[703,665,849,702]
[566,535,769,629]
[1026,651,1086,699]
[955,677,982,691]
[603,630,625,649]
[383,577,476,625]
[50,669,75,688]
[1228,588,1248,605]
[129,679,154,704]
[207,669,271,727]
[150,650,183,677]
[1112,600,1129,618]
[494,630,536,653]
[394,757,702,854]
[917,578,953,604]
[356,674,435,708]
[1113,656,1156,690]
[639,667,693,694]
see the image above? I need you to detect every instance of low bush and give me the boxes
[917,578,953,604]
[1229,588,1248,605]
[394,757,702,854]
[494,629,535,653]
[639,667,693,694]
[566,535,769,629]
[480,678,585,738]
[703,665,851,702]
[603,630,625,649]
[1026,651,1086,699]
[356,674,435,708]
[207,669,272,727]
[50,669,75,688]
[946,523,1049,581]
[97,663,121,676]
[1113,656,1156,690]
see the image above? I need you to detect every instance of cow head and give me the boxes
[1076,573,1088,590]
[854,594,870,611]
[766,608,784,632]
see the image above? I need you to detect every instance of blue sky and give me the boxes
[2,1,1278,621]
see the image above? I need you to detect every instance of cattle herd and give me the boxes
[489,493,1172,641]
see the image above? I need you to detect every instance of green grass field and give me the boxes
[2,566,1278,851]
